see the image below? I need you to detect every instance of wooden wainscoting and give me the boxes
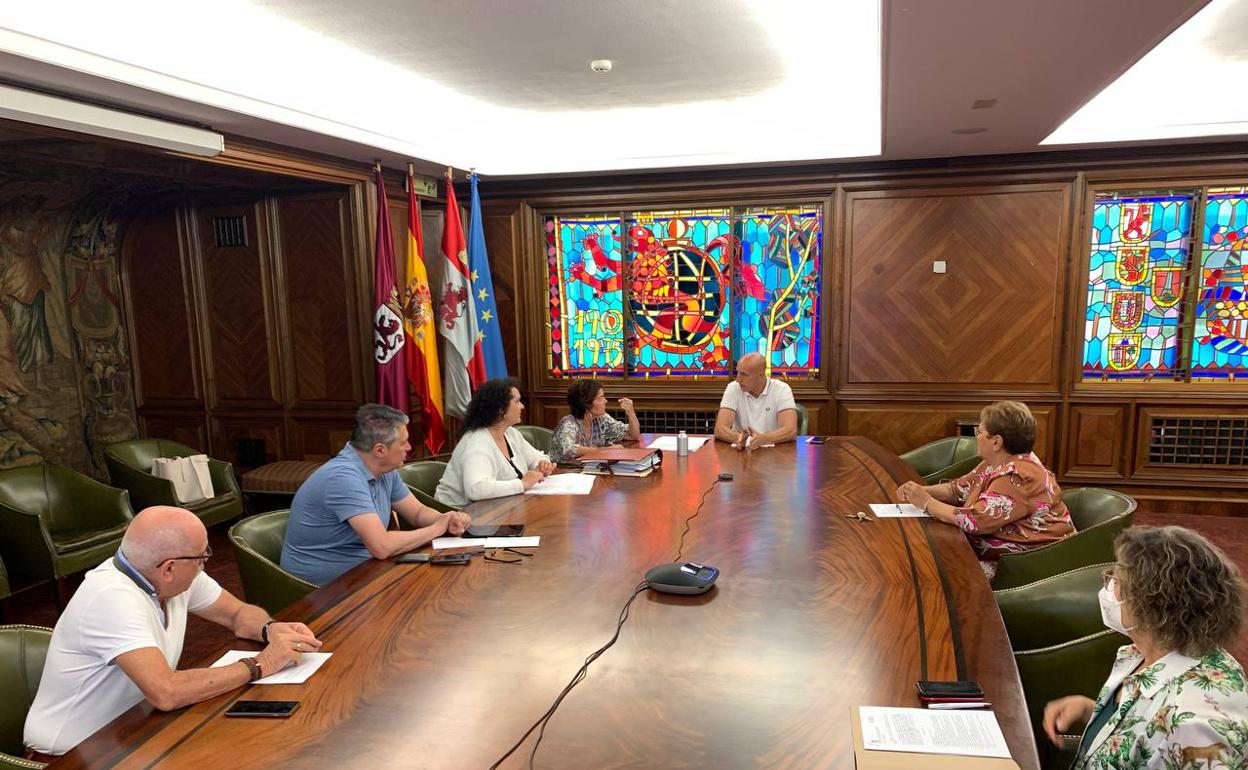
[837,401,1057,461]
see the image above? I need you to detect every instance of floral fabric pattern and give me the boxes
[1075,645,1248,770]
[948,452,1075,562]
[549,413,629,463]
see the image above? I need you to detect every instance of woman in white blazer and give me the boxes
[435,379,555,508]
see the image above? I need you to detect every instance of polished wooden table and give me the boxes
[54,437,1039,769]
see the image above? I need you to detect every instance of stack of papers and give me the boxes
[647,435,711,452]
[582,451,661,477]
[856,706,1012,759]
[869,503,929,518]
[432,535,541,549]
[212,650,332,684]
[525,473,596,495]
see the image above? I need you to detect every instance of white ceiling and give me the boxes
[0,0,1239,179]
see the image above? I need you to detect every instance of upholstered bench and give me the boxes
[240,461,323,512]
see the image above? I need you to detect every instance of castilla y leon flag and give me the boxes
[402,168,446,453]
[437,169,485,419]
[372,165,409,413]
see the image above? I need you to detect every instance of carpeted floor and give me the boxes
[5,511,1248,667]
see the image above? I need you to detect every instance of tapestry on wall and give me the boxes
[0,163,140,476]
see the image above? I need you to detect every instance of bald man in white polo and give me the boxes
[24,506,321,757]
[714,352,798,450]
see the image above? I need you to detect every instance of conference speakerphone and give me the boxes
[645,561,720,594]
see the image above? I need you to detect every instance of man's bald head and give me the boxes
[737,353,766,375]
[120,506,206,571]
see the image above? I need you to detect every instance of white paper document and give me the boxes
[647,435,711,452]
[525,473,596,495]
[431,536,541,550]
[858,706,1011,758]
[212,650,332,684]
[869,503,929,518]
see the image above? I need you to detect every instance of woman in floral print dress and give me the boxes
[1045,526,1248,770]
[896,401,1075,579]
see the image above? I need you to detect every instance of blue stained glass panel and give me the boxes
[545,215,625,377]
[1192,192,1248,379]
[1082,195,1194,380]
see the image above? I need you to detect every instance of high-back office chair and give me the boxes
[515,425,554,454]
[396,461,451,520]
[0,466,134,591]
[0,624,53,770]
[228,510,317,615]
[991,487,1136,590]
[899,436,981,484]
[792,403,809,435]
[104,439,243,528]
[995,564,1128,770]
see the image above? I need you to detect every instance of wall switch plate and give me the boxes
[933,260,947,274]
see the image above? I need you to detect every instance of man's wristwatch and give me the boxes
[261,619,277,644]
[240,656,262,682]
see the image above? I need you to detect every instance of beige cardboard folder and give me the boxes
[850,708,1021,770]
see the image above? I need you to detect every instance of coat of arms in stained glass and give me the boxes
[1083,194,1194,380]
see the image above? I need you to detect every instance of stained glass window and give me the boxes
[544,204,824,380]
[1192,188,1248,380]
[1082,194,1194,380]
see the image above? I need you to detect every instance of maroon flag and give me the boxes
[372,165,409,413]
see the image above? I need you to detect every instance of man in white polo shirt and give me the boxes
[715,352,798,450]
[24,506,321,757]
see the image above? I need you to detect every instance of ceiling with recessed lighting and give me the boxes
[0,0,1239,178]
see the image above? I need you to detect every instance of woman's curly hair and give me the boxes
[566,379,602,419]
[463,378,520,431]
[1116,526,1246,657]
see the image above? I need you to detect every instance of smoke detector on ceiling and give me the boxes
[590,59,612,74]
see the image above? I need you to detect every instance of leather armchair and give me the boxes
[994,562,1128,770]
[991,488,1136,591]
[515,425,553,454]
[792,403,809,435]
[0,466,133,586]
[228,510,317,614]
[396,461,451,516]
[104,439,243,528]
[899,436,980,484]
[0,624,52,770]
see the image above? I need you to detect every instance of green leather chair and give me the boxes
[991,488,1137,591]
[995,563,1128,770]
[0,466,134,588]
[515,425,553,454]
[0,624,52,770]
[104,439,243,528]
[791,403,810,435]
[228,510,317,614]
[899,436,981,484]
[396,461,451,515]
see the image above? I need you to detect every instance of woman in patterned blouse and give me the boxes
[1044,526,1247,770]
[896,400,1075,579]
[548,380,640,463]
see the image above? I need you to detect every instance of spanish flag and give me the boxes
[402,167,446,453]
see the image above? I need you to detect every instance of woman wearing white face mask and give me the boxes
[1043,526,1248,770]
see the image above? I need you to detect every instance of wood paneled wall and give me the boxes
[475,147,1248,512]
[123,189,369,469]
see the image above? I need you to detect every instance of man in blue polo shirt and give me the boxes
[280,404,471,585]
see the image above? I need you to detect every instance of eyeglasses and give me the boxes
[1101,567,1119,591]
[165,544,213,565]
[484,547,533,565]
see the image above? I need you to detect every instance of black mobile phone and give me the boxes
[430,550,480,564]
[806,436,828,444]
[915,680,984,699]
[225,700,300,718]
[394,553,431,564]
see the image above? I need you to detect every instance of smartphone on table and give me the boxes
[225,700,300,718]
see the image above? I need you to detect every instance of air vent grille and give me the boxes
[1148,416,1248,467]
[212,216,247,248]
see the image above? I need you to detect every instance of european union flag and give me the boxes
[467,173,508,379]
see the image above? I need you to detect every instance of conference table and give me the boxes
[54,437,1040,769]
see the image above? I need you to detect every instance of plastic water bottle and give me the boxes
[676,431,689,457]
